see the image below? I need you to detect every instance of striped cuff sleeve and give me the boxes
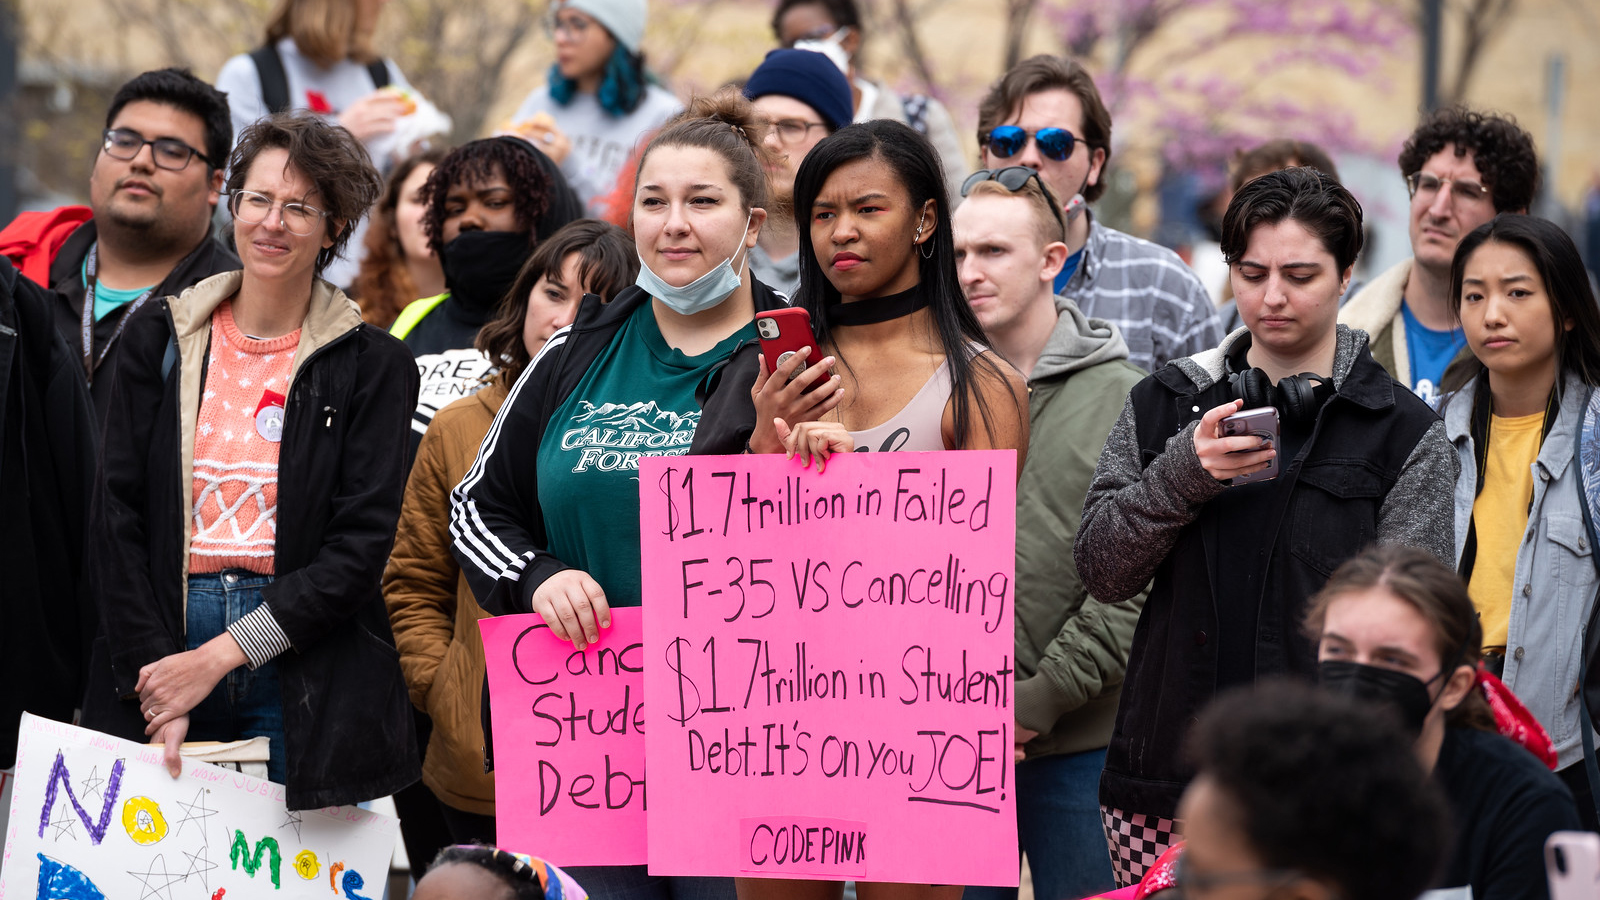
[227,607,292,669]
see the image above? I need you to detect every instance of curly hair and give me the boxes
[226,111,382,276]
[1399,106,1539,214]
[1189,682,1452,900]
[352,147,447,327]
[1221,166,1364,273]
[477,219,638,386]
[422,137,553,256]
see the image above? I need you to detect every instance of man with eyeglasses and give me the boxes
[0,68,238,420]
[741,48,854,296]
[975,55,1220,373]
[953,166,1144,900]
[1340,106,1539,406]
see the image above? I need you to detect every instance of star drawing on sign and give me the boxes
[280,808,304,841]
[174,787,218,840]
[49,806,78,841]
[129,853,186,900]
[182,842,220,892]
[78,765,106,800]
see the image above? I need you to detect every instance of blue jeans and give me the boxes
[184,571,287,784]
[962,748,1114,900]
[563,866,734,900]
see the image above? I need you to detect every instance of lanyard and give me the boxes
[80,243,157,382]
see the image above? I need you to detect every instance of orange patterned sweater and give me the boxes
[189,302,300,574]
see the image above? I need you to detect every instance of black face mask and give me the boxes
[1318,660,1439,735]
[440,230,533,321]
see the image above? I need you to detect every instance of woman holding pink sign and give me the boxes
[735,121,1029,900]
[451,89,839,900]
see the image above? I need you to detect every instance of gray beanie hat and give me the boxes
[556,0,647,55]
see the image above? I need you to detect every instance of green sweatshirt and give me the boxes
[1012,295,1148,759]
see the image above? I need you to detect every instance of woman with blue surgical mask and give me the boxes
[450,91,840,900]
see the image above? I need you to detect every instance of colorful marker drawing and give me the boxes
[293,848,321,880]
[229,830,283,888]
[3,715,398,900]
[121,796,169,845]
[36,753,125,846]
[34,854,107,900]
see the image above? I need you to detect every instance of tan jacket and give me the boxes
[384,378,507,815]
[1337,258,1413,386]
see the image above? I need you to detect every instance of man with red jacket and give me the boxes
[0,68,238,419]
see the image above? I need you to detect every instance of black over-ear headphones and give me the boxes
[1225,347,1329,428]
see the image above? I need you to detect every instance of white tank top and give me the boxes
[848,360,953,453]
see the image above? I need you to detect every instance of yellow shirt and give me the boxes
[1468,411,1544,651]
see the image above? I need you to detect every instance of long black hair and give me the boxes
[1448,214,1600,390]
[790,119,1008,446]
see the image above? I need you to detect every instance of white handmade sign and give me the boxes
[0,714,397,899]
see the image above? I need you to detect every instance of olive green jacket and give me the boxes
[1013,296,1148,758]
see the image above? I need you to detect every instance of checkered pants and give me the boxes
[1100,805,1180,889]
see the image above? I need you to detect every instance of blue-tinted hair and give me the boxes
[548,45,647,117]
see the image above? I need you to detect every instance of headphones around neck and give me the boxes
[1225,347,1330,428]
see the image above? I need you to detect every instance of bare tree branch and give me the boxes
[1443,0,1517,104]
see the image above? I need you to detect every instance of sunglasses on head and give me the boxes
[961,167,1067,240]
[982,125,1081,162]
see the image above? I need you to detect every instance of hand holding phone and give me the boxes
[1193,400,1278,484]
[1221,406,1281,485]
[750,308,843,454]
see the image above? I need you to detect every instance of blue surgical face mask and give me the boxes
[636,209,753,316]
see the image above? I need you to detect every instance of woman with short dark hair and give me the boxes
[1073,166,1457,887]
[82,112,420,809]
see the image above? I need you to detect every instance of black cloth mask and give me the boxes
[440,230,533,325]
[1318,660,1440,735]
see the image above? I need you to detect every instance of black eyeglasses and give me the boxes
[767,118,829,143]
[980,125,1083,162]
[102,128,211,171]
[961,167,1067,241]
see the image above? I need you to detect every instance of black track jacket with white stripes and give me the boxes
[450,281,789,616]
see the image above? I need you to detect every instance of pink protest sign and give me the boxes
[640,452,1018,886]
[481,609,646,866]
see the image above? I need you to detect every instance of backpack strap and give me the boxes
[251,44,391,115]
[249,44,292,115]
[901,94,930,135]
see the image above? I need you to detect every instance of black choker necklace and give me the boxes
[826,286,930,327]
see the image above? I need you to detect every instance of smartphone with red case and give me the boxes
[755,308,823,386]
[1547,831,1600,900]
[1220,406,1280,485]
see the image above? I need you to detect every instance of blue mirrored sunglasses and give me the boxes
[982,125,1080,162]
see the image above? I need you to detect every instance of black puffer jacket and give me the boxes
[82,271,421,809]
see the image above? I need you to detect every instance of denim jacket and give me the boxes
[1448,371,1600,770]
